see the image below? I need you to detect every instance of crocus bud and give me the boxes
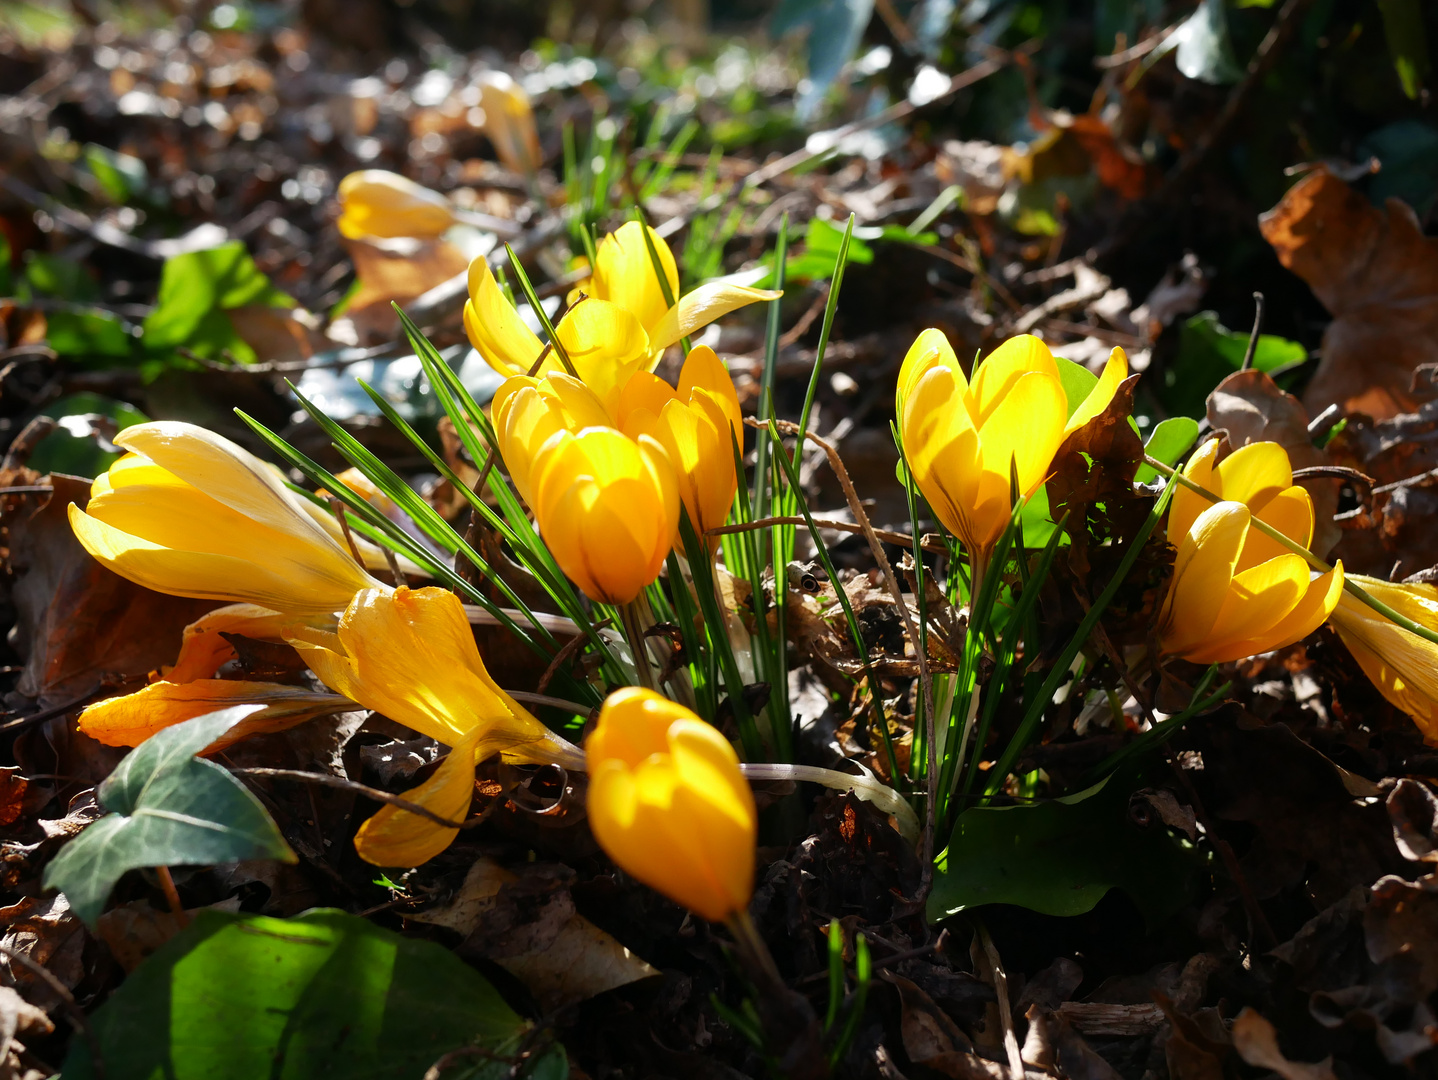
[617,344,742,543]
[69,422,386,615]
[1330,575,1438,742]
[336,170,456,240]
[528,427,678,605]
[585,687,756,923]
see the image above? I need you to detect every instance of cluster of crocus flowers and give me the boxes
[896,331,1127,575]
[1156,439,1344,664]
[491,345,741,606]
[585,687,756,923]
[292,586,584,866]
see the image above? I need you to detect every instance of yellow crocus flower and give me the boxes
[464,259,651,412]
[588,222,780,361]
[475,71,542,177]
[616,344,742,544]
[69,422,386,615]
[1330,575,1438,743]
[291,586,583,866]
[490,371,611,506]
[585,687,755,923]
[463,224,778,404]
[336,170,456,241]
[528,427,678,605]
[897,331,1127,565]
[1156,440,1343,663]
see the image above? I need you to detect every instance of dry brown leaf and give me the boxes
[1207,369,1340,558]
[0,772,27,829]
[411,856,658,1011]
[1232,1008,1340,1080]
[226,304,325,366]
[342,237,468,342]
[1259,168,1438,420]
[0,894,85,1013]
[94,898,242,973]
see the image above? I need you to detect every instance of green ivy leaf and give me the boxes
[928,773,1203,928]
[61,908,537,1080]
[43,707,295,927]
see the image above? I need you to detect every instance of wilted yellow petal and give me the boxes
[1063,347,1128,435]
[354,726,481,867]
[165,603,300,682]
[476,72,540,176]
[78,679,351,749]
[464,256,544,377]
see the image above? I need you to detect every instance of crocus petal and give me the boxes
[1167,438,1222,546]
[353,726,482,867]
[1189,553,1310,662]
[1158,501,1249,658]
[1063,347,1128,435]
[591,222,680,338]
[166,603,300,682]
[897,327,966,406]
[337,170,455,240]
[553,298,652,411]
[78,679,351,749]
[650,283,782,354]
[970,334,1060,426]
[1239,486,1315,571]
[676,345,742,439]
[293,586,550,752]
[977,370,1068,498]
[1207,562,1345,665]
[1331,574,1438,741]
[1213,441,1294,509]
[464,256,544,377]
[616,371,677,432]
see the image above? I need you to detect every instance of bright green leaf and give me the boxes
[43,708,295,926]
[142,242,290,351]
[45,308,136,361]
[83,143,147,203]
[61,908,533,1080]
[928,772,1203,928]
[1160,310,1307,418]
[1053,355,1099,421]
[1135,416,1200,484]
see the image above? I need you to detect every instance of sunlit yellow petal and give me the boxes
[337,170,455,240]
[464,256,544,377]
[354,726,481,867]
[650,283,782,354]
[553,298,651,411]
[1332,574,1438,741]
[591,222,679,338]
[1158,501,1249,658]
[970,334,1059,426]
[1063,346,1128,435]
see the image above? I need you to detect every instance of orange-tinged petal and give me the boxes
[616,371,677,432]
[1239,486,1314,571]
[464,256,544,377]
[651,283,783,354]
[591,222,679,337]
[1204,562,1345,665]
[1063,347,1128,435]
[585,685,693,765]
[354,726,481,867]
[677,345,742,437]
[970,334,1060,426]
[166,603,300,682]
[78,679,351,749]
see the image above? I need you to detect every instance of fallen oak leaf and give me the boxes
[1260,167,1438,420]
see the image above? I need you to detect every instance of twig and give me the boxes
[973,921,1025,1080]
[156,866,189,929]
[709,514,947,554]
[1092,0,1317,260]
[233,767,473,829]
[0,941,105,1079]
[536,621,609,695]
[0,685,109,734]
[328,498,366,566]
[1239,292,1265,371]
